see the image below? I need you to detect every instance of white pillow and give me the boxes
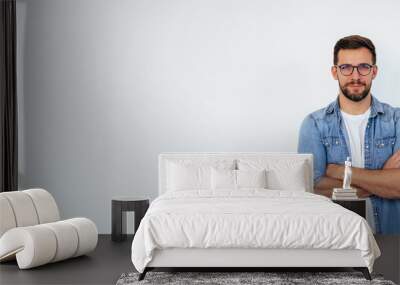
[211,168,236,189]
[237,169,267,188]
[267,161,307,190]
[211,168,268,190]
[237,159,307,191]
[167,163,211,191]
[166,159,235,191]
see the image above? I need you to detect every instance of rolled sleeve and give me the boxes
[297,114,326,185]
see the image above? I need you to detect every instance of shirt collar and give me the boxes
[325,94,384,117]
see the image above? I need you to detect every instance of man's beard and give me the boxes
[339,80,371,102]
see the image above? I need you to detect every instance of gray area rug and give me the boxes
[116,271,396,285]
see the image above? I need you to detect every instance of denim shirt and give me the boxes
[298,95,400,234]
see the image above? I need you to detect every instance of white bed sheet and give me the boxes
[131,189,380,273]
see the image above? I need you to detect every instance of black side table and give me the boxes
[332,198,366,218]
[111,197,149,242]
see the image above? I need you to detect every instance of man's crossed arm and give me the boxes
[315,150,400,199]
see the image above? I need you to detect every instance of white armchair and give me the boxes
[0,188,98,269]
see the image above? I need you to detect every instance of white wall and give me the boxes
[17,0,400,233]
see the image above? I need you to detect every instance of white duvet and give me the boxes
[131,189,380,273]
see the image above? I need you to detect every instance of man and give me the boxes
[298,35,400,234]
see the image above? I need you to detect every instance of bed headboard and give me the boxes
[158,152,313,196]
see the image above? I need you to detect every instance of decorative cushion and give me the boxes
[211,169,268,190]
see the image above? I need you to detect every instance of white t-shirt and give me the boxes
[340,108,371,168]
[340,107,375,233]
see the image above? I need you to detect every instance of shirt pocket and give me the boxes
[374,136,395,164]
[375,137,395,149]
[321,136,346,164]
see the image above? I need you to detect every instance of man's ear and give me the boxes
[331,66,338,80]
[372,65,378,80]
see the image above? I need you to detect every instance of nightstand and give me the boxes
[332,198,366,218]
[111,197,149,242]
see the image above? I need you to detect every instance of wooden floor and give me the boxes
[1,235,398,285]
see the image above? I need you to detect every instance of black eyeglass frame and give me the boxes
[334,63,376,76]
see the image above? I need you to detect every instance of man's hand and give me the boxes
[326,164,372,198]
[326,164,344,180]
[383,150,400,169]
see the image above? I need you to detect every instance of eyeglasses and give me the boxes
[335,63,374,76]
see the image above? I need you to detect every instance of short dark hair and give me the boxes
[333,35,376,65]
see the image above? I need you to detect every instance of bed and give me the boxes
[131,152,380,280]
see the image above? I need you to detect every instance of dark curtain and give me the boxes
[0,0,18,192]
